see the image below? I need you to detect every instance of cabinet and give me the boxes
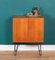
[13,16,44,56]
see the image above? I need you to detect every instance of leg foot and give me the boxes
[38,44,42,56]
[14,44,18,56]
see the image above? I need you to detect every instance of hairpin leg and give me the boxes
[38,43,42,56]
[14,44,18,56]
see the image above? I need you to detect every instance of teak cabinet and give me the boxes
[13,16,44,56]
[13,16,44,43]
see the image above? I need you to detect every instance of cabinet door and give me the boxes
[13,17,28,42]
[28,18,39,42]
[28,18,44,42]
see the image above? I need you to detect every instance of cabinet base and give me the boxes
[13,42,42,56]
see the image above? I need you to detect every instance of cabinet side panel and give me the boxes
[38,18,44,42]
[34,18,39,42]
[13,18,18,42]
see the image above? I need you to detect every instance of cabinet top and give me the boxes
[13,16,44,18]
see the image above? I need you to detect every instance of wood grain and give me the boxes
[0,51,55,60]
[13,17,44,43]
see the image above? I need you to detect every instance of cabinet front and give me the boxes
[13,17,28,42]
[13,17,44,43]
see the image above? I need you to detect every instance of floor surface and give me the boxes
[0,51,55,60]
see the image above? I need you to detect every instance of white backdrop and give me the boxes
[0,45,55,51]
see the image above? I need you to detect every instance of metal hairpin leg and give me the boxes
[14,44,18,56]
[38,43,42,56]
